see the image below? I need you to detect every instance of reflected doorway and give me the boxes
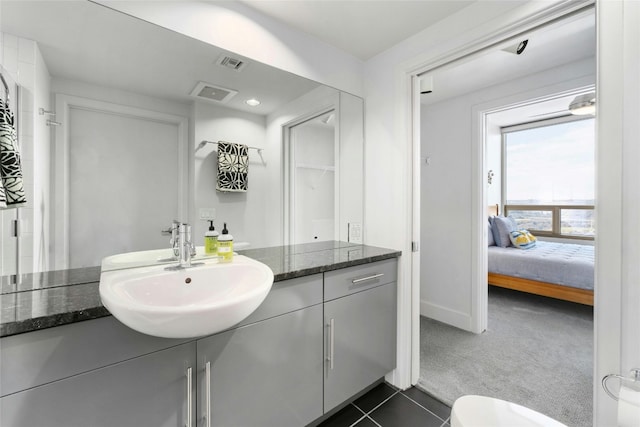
[285,110,337,245]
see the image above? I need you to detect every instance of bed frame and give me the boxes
[488,273,594,305]
[487,204,594,306]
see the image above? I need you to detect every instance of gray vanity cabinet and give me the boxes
[0,256,399,427]
[0,342,197,427]
[323,259,398,412]
[197,274,324,427]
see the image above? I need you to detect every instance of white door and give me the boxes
[67,107,180,268]
[51,93,187,271]
[595,1,640,424]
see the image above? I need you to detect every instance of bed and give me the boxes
[487,205,594,306]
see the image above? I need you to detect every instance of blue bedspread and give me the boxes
[488,241,594,290]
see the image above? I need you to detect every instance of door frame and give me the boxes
[52,94,188,270]
[406,1,639,425]
[470,82,596,333]
[282,106,338,246]
[404,0,596,393]
[594,0,640,424]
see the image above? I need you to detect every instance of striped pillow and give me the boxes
[509,229,537,249]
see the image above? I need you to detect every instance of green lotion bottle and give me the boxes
[218,223,233,263]
[204,221,219,255]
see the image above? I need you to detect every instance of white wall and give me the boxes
[267,85,339,246]
[192,101,269,247]
[0,33,51,275]
[337,92,364,243]
[419,57,595,329]
[95,0,364,97]
[193,85,359,250]
[52,78,190,118]
[50,78,190,268]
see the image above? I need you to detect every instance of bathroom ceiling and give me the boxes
[237,0,476,60]
[1,1,320,115]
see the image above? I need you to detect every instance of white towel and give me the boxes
[0,98,26,209]
[216,141,248,192]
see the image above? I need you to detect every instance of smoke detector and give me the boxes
[190,82,238,104]
[216,54,248,72]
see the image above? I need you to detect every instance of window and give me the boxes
[502,116,595,239]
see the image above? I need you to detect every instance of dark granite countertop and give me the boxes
[0,241,400,337]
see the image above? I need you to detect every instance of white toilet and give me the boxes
[451,395,568,427]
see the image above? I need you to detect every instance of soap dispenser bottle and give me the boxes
[204,221,219,256]
[218,223,233,263]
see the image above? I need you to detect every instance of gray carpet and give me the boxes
[418,287,593,427]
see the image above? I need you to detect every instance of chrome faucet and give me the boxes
[161,220,181,258]
[164,222,199,270]
[177,223,196,268]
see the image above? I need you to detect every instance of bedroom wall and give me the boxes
[420,56,596,329]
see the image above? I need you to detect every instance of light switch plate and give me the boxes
[348,222,363,244]
[199,208,216,220]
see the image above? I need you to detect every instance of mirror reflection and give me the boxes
[0,0,363,276]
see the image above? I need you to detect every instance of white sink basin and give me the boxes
[101,248,177,271]
[99,255,274,338]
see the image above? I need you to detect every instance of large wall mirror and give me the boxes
[0,0,364,277]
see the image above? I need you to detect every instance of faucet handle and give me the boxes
[161,220,181,236]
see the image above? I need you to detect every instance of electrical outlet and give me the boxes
[199,208,216,221]
[348,222,363,244]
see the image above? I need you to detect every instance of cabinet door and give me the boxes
[0,342,196,427]
[198,305,323,427]
[324,283,397,412]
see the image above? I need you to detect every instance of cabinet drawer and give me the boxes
[0,316,188,397]
[324,258,397,301]
[1,342,196,427]
[235,273,322,327]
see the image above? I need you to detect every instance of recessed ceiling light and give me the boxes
[245,98,261,107]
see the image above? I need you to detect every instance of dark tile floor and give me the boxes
[320,383,451,427]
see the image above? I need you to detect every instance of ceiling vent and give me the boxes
[216,54,248,72]
[190,82,238,104]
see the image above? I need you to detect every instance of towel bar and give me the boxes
[197,140,263,154]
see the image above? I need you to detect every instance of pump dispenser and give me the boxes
[204,221,219,255]
[218,223,234,263]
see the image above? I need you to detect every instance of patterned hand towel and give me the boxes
[0,98,26,208]
[216,141,248,192]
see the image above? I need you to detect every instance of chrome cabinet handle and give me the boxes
[351,273,384,284]
[205,361,211,427]
[185,367,192,427]
[327,318,335,370]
